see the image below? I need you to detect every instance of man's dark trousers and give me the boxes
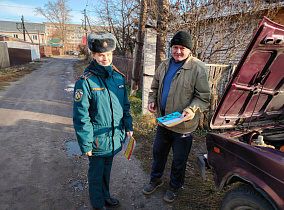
[88,155,113,208]
[151,125,193,188]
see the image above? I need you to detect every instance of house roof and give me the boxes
[0,20,45,34]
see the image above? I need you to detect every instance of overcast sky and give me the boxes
[0,0,98,24]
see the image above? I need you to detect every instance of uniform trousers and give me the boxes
[88,155,113,208]
[151,125,193,189]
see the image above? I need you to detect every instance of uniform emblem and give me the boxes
[103,41,108,47]
[74,89,83,102]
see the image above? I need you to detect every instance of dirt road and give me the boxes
[0,57,173,210]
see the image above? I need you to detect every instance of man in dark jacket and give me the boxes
[73,33,133,210]
[143,31,210,203]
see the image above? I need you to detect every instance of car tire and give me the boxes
[221,184,274,210]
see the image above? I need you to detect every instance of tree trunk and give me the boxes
[130,0,147,96]
[155,0,169,70]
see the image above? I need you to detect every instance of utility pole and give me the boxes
[21,15,26,41]
[17,16,33,43]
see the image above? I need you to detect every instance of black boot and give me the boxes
[163,186,179,203]
[105,197,120,208]
[142,178,164,195]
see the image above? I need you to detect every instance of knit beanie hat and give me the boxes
[88,33,117,53]
[170,31,193,50]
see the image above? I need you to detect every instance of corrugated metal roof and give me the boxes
[0,20,45,34]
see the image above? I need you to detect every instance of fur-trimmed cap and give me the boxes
[88,33,117,53]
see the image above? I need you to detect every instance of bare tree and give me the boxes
[143,0,281,127]
[91,0,140,56]
[168,0,281,64]
[52,28,62,39]
[155,0,169,69]
[164,0,281,128]
[130,0,147,96]
[35,0,72,53]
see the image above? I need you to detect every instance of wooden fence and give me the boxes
[113,55,143,90]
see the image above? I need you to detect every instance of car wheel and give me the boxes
[221,184,274,210]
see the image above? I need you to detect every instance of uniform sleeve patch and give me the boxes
[74,89,83,102]
[118,85,124,88]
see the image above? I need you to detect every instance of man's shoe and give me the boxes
[142,178,164,195]
[163,187,179,203]
[105,197,120,208]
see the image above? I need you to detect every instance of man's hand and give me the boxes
[84,150,92,156]
[148,102,156,113]
[181,110,195,121]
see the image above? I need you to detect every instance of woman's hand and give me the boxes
[126,131,133,139]
[84,150,92,156]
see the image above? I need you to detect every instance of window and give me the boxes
[33,35,38,40]
[13,34,18,38]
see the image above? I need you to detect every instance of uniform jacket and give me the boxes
[73,60,133,157]
[148,56,210,134]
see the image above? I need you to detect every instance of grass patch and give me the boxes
[73,60,89,77]
[0,82,10,91]
[0,60,47,91]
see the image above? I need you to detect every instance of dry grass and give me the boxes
[135,121,225,210]
[73,62,88,76]
[126,89,225,209]
[0,60,47,90]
